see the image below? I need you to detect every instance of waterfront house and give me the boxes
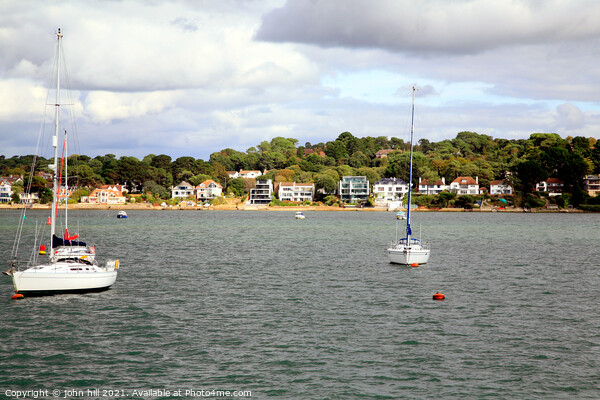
[490,180,513,195]
[338,176,369,203]
[82,185,126,204]
[450,176,479,195]
[0,180,13,203]
[278,182,315,202]
[536,178,564,196]
[247,179,273,205]
[419,177,449,195]
[196,179,223,201]
[584,175,600,197]
[171,181,195,199]
[373,178,408,201]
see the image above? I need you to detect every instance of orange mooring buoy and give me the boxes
[46,217,51,225]
[410,263,419,267]
[432,292,445,301]
[11,294,24,300]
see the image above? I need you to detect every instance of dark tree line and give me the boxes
[2,131,599,205]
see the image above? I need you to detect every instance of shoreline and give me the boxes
[0,203,583,213]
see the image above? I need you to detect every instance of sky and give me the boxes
[1,0,599,161]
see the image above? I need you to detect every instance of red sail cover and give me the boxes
[64,229,79,241]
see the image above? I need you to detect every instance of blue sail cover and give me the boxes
[52,234,87,248]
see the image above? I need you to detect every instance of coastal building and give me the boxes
[82,185,126,204]
[57,187,73,202]
[338,176,369,203]
[171,181,195,199]
[196,179,223,201]
[303,149,326,157]
[375,149,396,158]
[248,179,273,205]
[450,176,479,195]
[536,178,564,196]
[419,177,449,195]
[373,178,408,201]
[278,182,315,202]
[0,180,13,203]
[584,175,600,197]
[19,192,39,204]
[490,180,513,195]
[228,170,263,179]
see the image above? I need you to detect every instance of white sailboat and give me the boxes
[387,86,430,265]
[5,29,119,296]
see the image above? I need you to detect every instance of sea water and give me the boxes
[1,210,599,399]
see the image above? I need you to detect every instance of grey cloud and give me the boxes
[257,0,600,55]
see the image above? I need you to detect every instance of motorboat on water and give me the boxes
[295,211,305,219]
[117,211,128,218]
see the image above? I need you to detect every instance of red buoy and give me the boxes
[410,263,419,267]
[46,217,51,225]
[11,294,24,300]
[432,292,445,301]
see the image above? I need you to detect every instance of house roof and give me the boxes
[545,177,563,184]
[375,178,407,185]
[452,176,478,185]
[279,182,315,188]
[197,179,223,189]
[375,149,395,156]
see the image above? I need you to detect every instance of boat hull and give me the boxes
[11,264,117,295]
[387,246,430,265]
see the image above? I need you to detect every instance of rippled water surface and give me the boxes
[1,210,599,399]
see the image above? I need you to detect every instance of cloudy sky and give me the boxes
[1,0,599,160]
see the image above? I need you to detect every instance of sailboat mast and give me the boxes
[50,28,62,248]
[405,86,416,241]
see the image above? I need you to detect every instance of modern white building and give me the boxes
[171,181,195,199]
[338,176,369,203]
[248,179,273,205]
[418,177,449,195]
[450,176,479,195]
[373,178,408,201]
[489,180,513,195]
[196,179,223,200]
[0,180,13,203]
[278,182,315,202]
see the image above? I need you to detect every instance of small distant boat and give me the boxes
[117,211,128,219]
[295,211,305,219]
[396,211,406,220]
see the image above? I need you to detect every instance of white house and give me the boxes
[419,177,449,195]
[536,178,564,196]
[373,178,408,201]
[229,170,263,179]
[278,182,315,202]
[196,179,223,200]
[490,180,513,195]
[247,179,273,205]
[171,181,195,199]
[0,180,13,203]
[450,176,479,195]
